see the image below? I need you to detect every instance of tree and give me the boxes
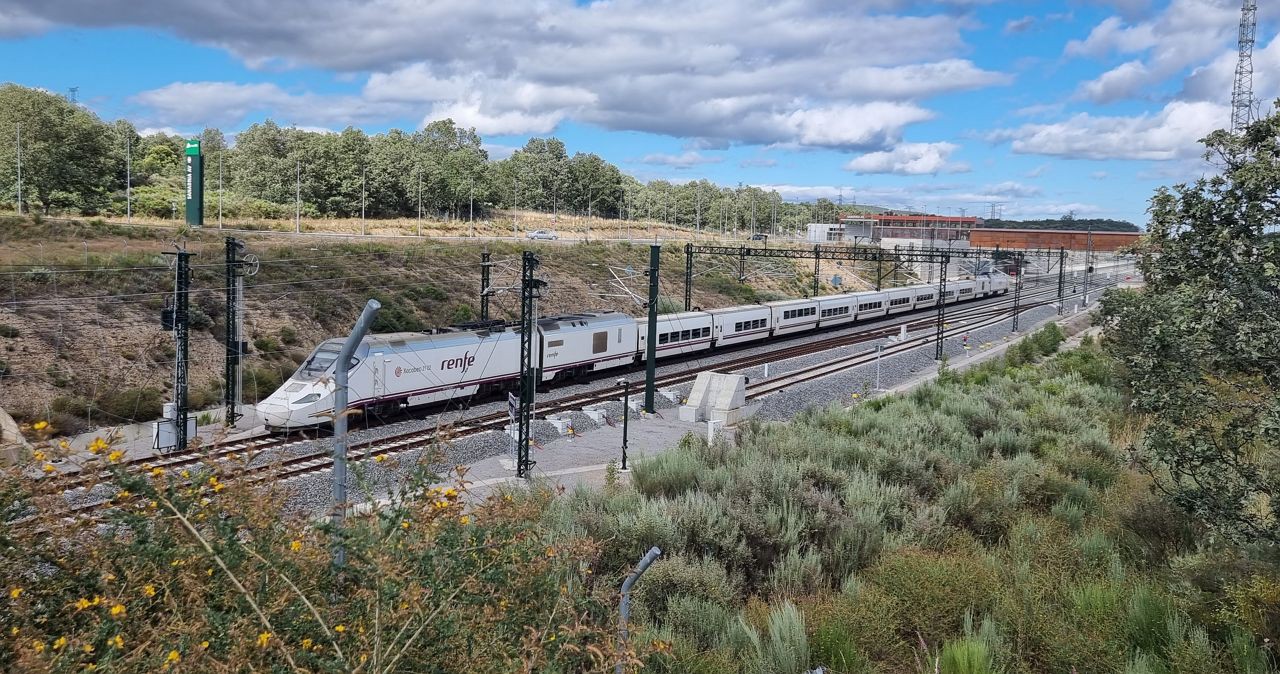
[1100,102,1280,543]
[0,84,117,214]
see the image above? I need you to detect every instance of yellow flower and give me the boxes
[200,641,209,649]
[33,450,45,461]
[290,540,302,552]
[84,665,97,672]
[301,638,313,650]
[334,625,346,633]
[9,627,17,636]
[108,635,124,649]
[149,467,164,477]
[257,632,271,648]
[165,650,180,664]
[82,643,94,654]
[459,516,470,525]
[31,640,45,654]
[443,487,458,498]
[116,490,131,499]
[374,454,386,463]
[53,636,68,650]
[74,597,91,611]
[107,450,124,463]
[180,470,190,479]
[109,603,126,618]
[91,595,102,606]
[9,587,21,600]
[142,585,156,598]
[89,438,109,454]
[33,420,48,431]
[42,464,56,474]
[400,520,409,529]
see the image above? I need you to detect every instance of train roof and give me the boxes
[646,311,710,322]
[538,311,633,331]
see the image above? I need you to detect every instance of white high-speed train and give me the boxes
[255,275,1008,430]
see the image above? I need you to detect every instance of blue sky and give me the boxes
[2,0,1277,225]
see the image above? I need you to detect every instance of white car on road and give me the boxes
[526,229,559,240]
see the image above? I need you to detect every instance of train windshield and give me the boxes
[298,343,342,380]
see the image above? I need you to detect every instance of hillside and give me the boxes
[0,216,826,432]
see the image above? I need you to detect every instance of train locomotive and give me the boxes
[255,275,1008,430]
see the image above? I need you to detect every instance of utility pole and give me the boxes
[934,253,948,361]
[643,244,660,413]
[1011,252,1025,332]
[294,159,301,233]
[125,131,131,222]
[224,238,245,426]
[684,243,694,311]
[480,250,492,321]
[162,249,194,453]
[332,299,381,568]
[14,123,21,216]
[1082,222,1093,306]
[517,251,546,479]
[1056,247,1066,315]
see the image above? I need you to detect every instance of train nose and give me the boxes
[255,402,293,429]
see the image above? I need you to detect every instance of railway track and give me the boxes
[50,275,1117,513]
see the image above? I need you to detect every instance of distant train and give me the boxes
[255,275,1009,430]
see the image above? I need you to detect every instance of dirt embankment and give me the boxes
[0,217,817,434]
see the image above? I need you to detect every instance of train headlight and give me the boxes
[291,393,322,405]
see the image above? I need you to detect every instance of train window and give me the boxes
[917,294,933,302]
[734,322,742,331]
[755,319,766,329]
[702,327,710,337]
[959,288,973,294]
[659,334,669,344]
[617,328,623,343]
[548,339,564,347]
[592,331,608,354]
[681,330,691,341]
[890,297,910,307]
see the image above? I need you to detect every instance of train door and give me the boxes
[371,351,387,398]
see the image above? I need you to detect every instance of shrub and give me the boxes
[634,555,739,625]
[1126,585,1176,657]
[939,637,996,674]
[632,449,704,498]
[278,326,300,345]
[94,386,165,422]
[865,548,999,646]
[0,324,18,338]
[768,548,825,597]
[253,335,282,356]
[663,596,736,652]
[738,601,810,674]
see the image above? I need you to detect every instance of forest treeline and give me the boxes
[0,84,844,229]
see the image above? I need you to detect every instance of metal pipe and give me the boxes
[332,299,381,568]
[617,546,662,673]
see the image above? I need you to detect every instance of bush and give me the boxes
[278,325,300,345]
[939,637,997,674]
[0,324,18,338]
[94,386,164,421]
[253,335,282,356]
[635,555,739,625]
[865,548,999,646]
[633,448,704,498]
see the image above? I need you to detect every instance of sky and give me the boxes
[1,0,1277,227]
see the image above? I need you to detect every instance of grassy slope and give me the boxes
[0,216,820,431]
[545,332,1279,674]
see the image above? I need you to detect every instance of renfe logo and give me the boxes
[441,352,475,371]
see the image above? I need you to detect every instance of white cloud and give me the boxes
[1024,164,1049,178]
[1065,0,1241,102]
[31,0,1009,150]
[844,142,969,175]
[1004,16,1035,34]
[1075,60,1150,103]
[739,158,777,168]
[634,152,724,169]
[0,6,47,36]
[989,100,1224,160]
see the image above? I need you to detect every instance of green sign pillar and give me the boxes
[184,139,204,227]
